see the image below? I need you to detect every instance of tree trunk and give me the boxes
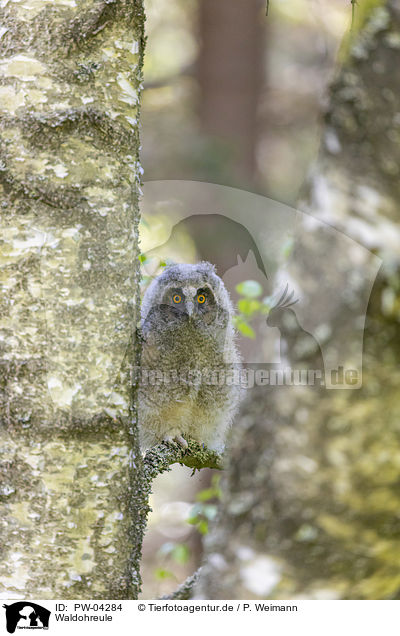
[196,0,400,600]
[0,0,145,599]
[197,0,265,185]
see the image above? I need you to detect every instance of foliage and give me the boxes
[187,475,221,536]
[233,279,273,339]
[153,475,221,584]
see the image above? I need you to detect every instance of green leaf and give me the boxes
[171,543,190,565]
[197,519,209,535]
[154,568,174,581]
[138,253,147,264]
[235,320,256,339]
[196,486,221,502]
[236,280,263,298]
[238,298,261,316]
[188,517,199,526]
[282,237,294,259]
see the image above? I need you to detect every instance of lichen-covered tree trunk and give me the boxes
[0,0,145,599]
[196,0,400,600]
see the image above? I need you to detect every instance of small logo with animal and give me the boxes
[3,602,51,634]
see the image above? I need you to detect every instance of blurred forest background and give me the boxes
[139,0,400,599]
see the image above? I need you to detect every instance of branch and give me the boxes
[133,439,223,597]
[160,569,202,600]
[143,438,224,480]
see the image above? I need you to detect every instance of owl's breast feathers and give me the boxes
[141,304,229,367]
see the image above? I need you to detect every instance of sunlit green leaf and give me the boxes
[171,543,190,565]
[238,298,262,316]
[196,486,221,502]
[197,520,209,535]
[154,568,174,581]
[235,319,256,339]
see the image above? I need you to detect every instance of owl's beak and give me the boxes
[187,301,194,317]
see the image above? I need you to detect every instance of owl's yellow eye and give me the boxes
[197,294,206,304]
[173,294,182,304]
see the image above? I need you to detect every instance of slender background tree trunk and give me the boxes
[197,0,264,186]
[0,0,145,599]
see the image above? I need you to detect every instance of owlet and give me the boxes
[138,262,242,451]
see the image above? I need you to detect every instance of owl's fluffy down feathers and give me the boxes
[138,262,242,451]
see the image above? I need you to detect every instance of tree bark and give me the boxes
[196,0,400,600]
[0,0,145,599]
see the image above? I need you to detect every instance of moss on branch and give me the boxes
[131,439,222,598]
[143,438,224,480]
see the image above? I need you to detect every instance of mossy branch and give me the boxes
[133,439,223,598]
[143,438,224,480]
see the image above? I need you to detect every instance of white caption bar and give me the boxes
[1,600,398,636]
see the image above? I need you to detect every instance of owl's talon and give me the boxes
[162,434,188,450]
[163,435,175,445]
[175,435,189,450]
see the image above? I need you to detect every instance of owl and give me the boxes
[138,262,242,452]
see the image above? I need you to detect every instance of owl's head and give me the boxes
[141,262,234,329]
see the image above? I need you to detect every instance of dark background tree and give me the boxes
[197,0,264,186]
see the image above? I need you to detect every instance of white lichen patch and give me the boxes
[116,74,138,106]
[48,163,69,178]
[25,88,47,106]
[114,39,140,55]
[108,392,128,409]
[0,86,26,114]
[7,0,77,21]
[0,223,47,265]
[46,378,82,407]
[0,55,47,81]
[101,47,119,61]
[125,116,137,127]
[85,185,116,203]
